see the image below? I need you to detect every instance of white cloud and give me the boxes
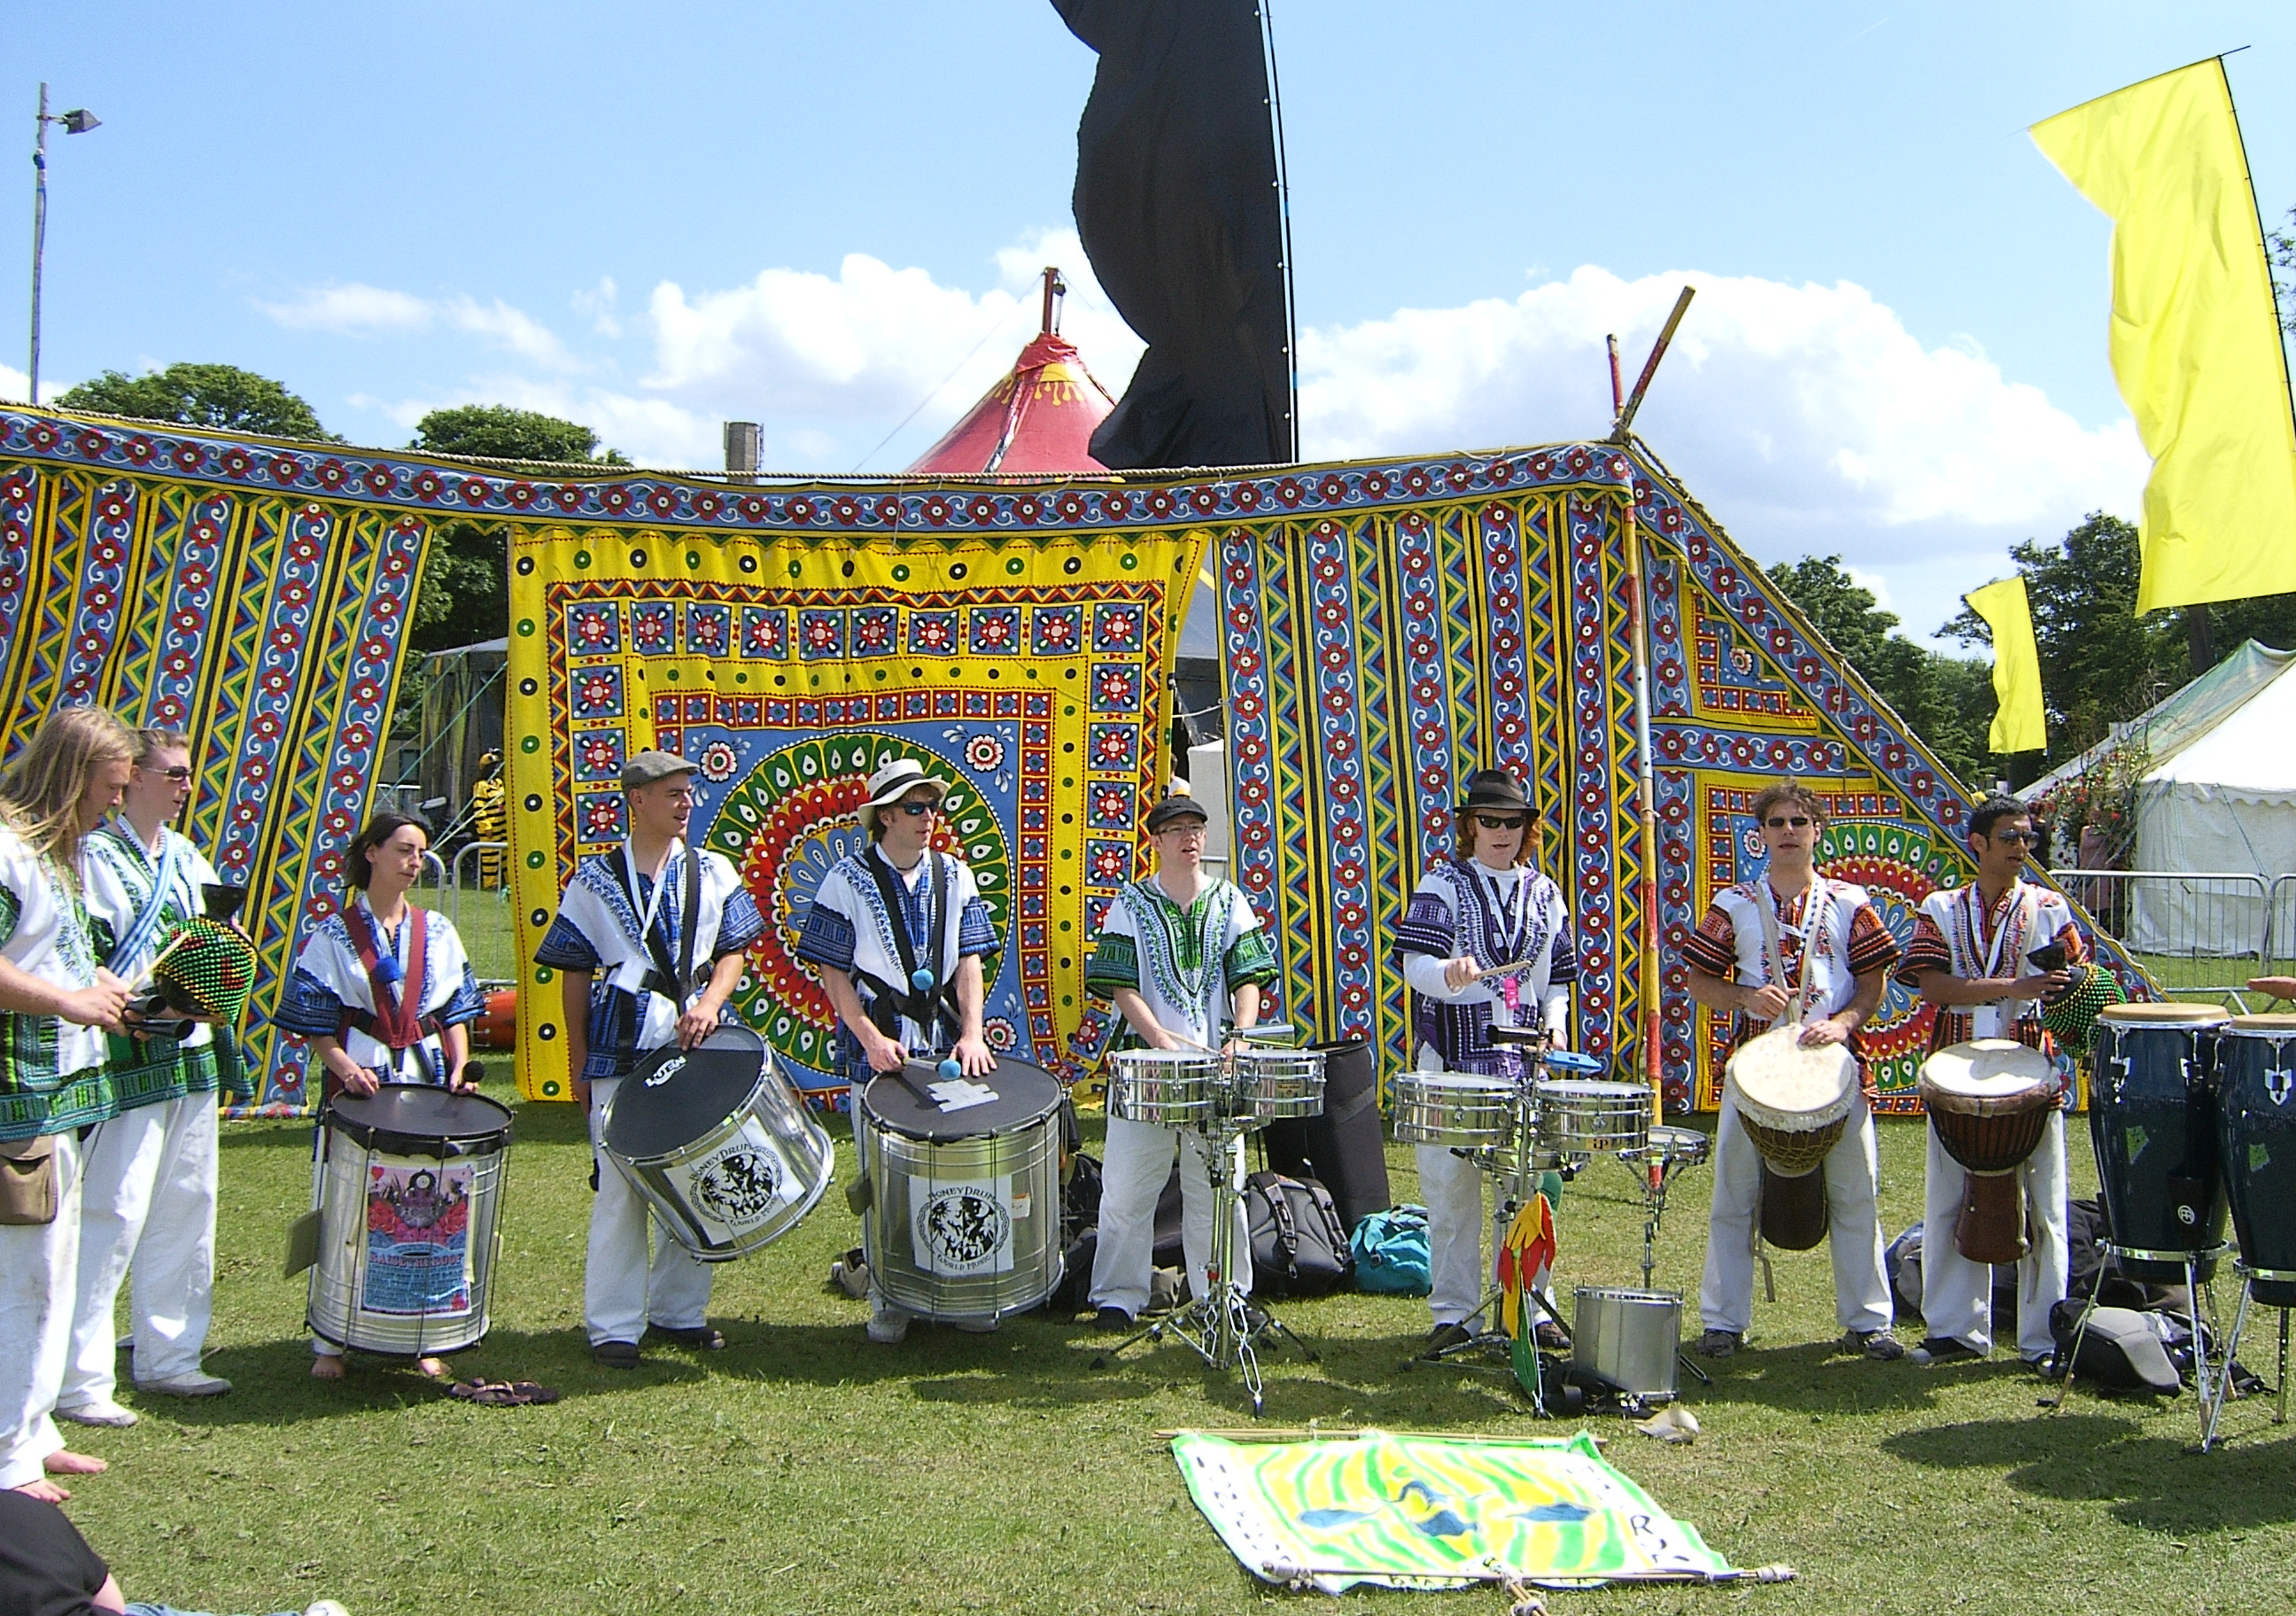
[0,362,32,405]
[349,377,717,470]
[260,283,433,334]
[445,298,577,372]
[571,276,621,338]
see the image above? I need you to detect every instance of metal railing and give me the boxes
[2052,868,2272,997]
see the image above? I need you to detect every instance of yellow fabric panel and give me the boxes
[1966,576,2047,755]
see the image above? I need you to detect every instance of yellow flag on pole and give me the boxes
[1966,577,2048,755]
[2030,59,2296,614]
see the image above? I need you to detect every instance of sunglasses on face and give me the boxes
[898,800,938,818]
[1475,815,1526,831]
[1989,829,2040,846]
[143,765,192,782]
[1765,815,1813,830]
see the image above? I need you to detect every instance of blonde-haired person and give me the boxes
[0,705,136,1501]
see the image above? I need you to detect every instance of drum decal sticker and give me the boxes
[361,1161,475,1317]
[686,1122,795,1233]
[911,1177,1014,1275]
[2269,1067,2292,1107]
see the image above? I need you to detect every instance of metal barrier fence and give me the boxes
[2051,868,2271,998]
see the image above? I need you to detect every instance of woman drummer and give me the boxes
[277,810,485,1379]
[1392,768,1578,1356]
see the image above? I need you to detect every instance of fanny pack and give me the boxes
[0,1135,58,1226]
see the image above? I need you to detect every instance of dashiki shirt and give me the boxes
[795,847,997,1081]
[1679,875,1901,1101]
[0,824,112,1140]
[1896,880,2089,1093]
[1085,876,1277,1052]
[82,819,238,1109]
[1392,858,1576,1078]
[276,893,484,1084]
[535,841,764,1083]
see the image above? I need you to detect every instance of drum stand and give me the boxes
[2051,1242,2227,1448]
[2199,1264,2292,1451]
[1093,1108,1316,1417]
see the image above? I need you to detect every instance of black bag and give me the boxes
[1258,1038,1392,1233]
[1245,1170,1354,1298]
[2049,1299,2182,1392]
[2067,1197,2184,1311]
[1884,1220,2020,1331]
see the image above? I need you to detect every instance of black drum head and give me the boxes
[605,1025,770,1160]
[864,1057,1061,1143]
[326,1083,513,1156]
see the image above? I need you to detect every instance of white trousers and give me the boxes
[1090,1117,1252,1316]
[1,1130,81,1488]
[1920,1111,2067,1358]
[1418,1144,1507,1325]
[65,1095,218,1402]
[584,1076,713,1346]
[1700,1094,1891,1338]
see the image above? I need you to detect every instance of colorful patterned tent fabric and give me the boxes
[905,327,1116,475]
[1172,1429,1735,1592]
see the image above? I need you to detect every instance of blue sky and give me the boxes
[5,2,2293,646]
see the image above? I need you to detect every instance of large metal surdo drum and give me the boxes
[307,1084,514,1357]
[1919,1039,2059,1265]
[859,1058,1067,1322]
[2212,1014,2296,1308]
[2090,1002,2229,1281]
[601,1023,835,1262]
[1727,1024,1858,1253]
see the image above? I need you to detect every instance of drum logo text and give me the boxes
[645,1056,687,1089]
[2269,1066,2293,1107]
[916,1185,1011,1271]
[693,1143,783,1227]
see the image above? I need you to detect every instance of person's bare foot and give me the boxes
[43,1450,105,1476]
[417,1356,447,1379]
[12,1478,71,1502]
[311,1355,345,1380]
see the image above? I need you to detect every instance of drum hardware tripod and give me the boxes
[2045,1241,2227,1445]
[1094,1037,1317,1418]
[2199,1264,2293,1450]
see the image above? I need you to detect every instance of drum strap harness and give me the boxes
[856,849,956,1047]
[609,839,703,1015]
[340,900,442,1082]
[102,820,182,975]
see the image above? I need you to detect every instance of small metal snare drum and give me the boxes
[1535,1078,1652,1160]
[1231,1046,1326,1123]
[1390,1071,1515,1148]
[1109,1048,1222,1127]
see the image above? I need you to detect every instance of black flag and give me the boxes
[1055,0,1294,469]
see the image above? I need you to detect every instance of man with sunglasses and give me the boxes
[1682,782,1903,1361]
[796,757,999,1344]
[1392,767,1576,1353]
[1895,793,2085,1368]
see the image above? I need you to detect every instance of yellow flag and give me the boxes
[1967,577,2047,754]
[2031,60,2296,613]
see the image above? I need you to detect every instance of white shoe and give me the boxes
[304,1601,353,1616]
[865,1301,911,1345]
[56,1399,138,1428]
[136,1371,233,1397]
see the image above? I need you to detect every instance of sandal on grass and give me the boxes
[447,1379,562,1407]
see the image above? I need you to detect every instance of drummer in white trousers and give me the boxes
[1392,768,1576,1354]
[535,750,762,1369]
[62,729,238,1429]
[1681,781,1904,1362]
[1083,793,1277,1330]
[1897,793,2084,1368]
[795,758,999,1345]
[0,706,135,1502]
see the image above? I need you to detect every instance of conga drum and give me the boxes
[1727,1025,1857,1251]
[2211,1014,2296,1308]
[2090,1002,2229,1281]
[1918,1040,2058,1264]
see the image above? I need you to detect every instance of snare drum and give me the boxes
[2212,1014,2296,1307]
[1919,1040,2057,1264]
[859,1059,1066,1322]
[307,1084,513,1357]
[2091,1002,2229,1280]
[1391,1071,1515,1148]
[1108,1048,1222,1126]
[1727,1025,1858,1252]
[1231,1046,1327,1123]
[1534,1079,1651,1160]
[601,1023,835,1262]
[1644,1124,1711,1170]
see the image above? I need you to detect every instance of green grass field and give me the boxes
[50,1095,2296,1616]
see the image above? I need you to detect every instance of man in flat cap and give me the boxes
[1082,792,1277,1331]
[795,757,1000,1344]
[534,750,764,1368]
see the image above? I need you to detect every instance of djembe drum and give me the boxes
[1918,1039,2059,1264]
[1727,1024,1858,1251]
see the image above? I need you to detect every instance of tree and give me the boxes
[1765,556,1995,789]
[410,405,629,467]
[2273,204,2295,336]
[53,362,339,441]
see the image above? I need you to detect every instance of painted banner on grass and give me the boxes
[504,519,1204,1101]
[1173,1429,1734,1592]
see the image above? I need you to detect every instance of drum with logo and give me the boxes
[601,1023,835,1262]
[1390,1071,1516,1149]
[1726,1024,1858,1252]
[307,1084,514,1357]
[2212,1013,2296,1308]
[1108,1048,1222,1127]
[1534,1080,1652,1162]
[2090,1002,2229,1281]
[859,1058,1066,1323]
[1919,1039,2059,1264]
[1229,1046,1327,1124]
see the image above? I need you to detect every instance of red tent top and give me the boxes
[907,270,1117,475]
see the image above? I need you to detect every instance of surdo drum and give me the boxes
[1918,1040,2059,1264]
[1726,1024,1858,1252]
[307,1084,513,1357]
[2090,1002,2230,1281]
[601,1023,835,1262]
[858,1058,1066,1322]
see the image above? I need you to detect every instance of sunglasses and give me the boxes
[1474,814,1527,831]
[1989,828,2041,846]
[898,800,939,818]
[143,765,192,782]
[1764,815,1813,830]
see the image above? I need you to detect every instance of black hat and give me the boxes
[1457,768,1532,815]
[1144,793,1210,833]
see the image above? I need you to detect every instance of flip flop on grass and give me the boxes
[446,1379,562,1407]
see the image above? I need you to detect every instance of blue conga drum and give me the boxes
[2213,1013,2296,1308]
[2090,1002,2229,1282]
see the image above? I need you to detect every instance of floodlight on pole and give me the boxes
[28,82,102,405]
